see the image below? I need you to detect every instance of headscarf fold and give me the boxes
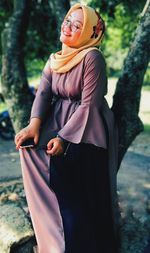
[50,3,105,73]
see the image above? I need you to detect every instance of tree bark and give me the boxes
[1,0,33,133]
[49,0,70,49]
[112,0,150,167]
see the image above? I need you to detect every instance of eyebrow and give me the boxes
[68,15,83,25]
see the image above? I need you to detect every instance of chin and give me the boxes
[60,37,70,46]
[60,34,67,43]
[60,33,63,42]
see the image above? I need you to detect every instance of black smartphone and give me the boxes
[20,138,35,148]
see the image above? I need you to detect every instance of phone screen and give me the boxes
[20,138,35,148]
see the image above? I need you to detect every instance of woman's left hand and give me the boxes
[46,137,64,156]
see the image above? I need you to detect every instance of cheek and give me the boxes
[60,29,81,46]
[60,28,66,42]
[71,31,81,43]
[60,32,70,44]
[75,32,81,40]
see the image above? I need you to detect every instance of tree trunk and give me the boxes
[1,0,34,133]
[49,0,70,49]
[112,0,150,168]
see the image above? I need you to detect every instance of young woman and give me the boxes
[15,3,119,253]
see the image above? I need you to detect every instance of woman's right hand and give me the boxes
[14,118,41,150]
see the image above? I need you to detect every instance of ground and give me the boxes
[0,131,150,253]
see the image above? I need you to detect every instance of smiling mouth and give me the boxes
[63,31,71,36]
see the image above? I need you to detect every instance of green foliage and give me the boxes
[24,0,58,62]
[0,0,58,69]
[25,58,45,81]
[87,0,145,17]
[101,3,140,76]
[0,102,7,113]
[87,0,145,77]
[113,4,139,49]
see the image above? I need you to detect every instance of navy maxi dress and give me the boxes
[19,50,118,253]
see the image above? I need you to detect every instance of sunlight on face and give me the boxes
[60,8,84,47]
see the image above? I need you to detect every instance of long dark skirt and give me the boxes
[19,142,117,253]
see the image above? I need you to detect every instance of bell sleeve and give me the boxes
[58,50,108,148]
[30,59,53,121]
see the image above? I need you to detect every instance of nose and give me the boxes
[64,25,71,33]
[66,20,71,28]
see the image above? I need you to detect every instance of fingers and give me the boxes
[46,138,64,156]
[15,133,22,149]
[47,139,54,150]
[34,133,39,145]
[15,135,28,150]
[14,127,30,150]
[46,140,57,155]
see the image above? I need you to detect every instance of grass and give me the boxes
[143,86,150,91]
[0,102,7,113]
[144,124,150,134]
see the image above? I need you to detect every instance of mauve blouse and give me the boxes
[30,49,108,149]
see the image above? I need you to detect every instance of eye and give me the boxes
[73,22,82,30]
[64,18,70,24]
[74,24,80,29]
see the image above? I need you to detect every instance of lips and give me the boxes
[63,31,71,36]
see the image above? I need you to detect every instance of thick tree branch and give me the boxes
[1,0,33,133]
[112,1,150,167]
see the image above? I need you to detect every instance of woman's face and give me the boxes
[60,9,84,47]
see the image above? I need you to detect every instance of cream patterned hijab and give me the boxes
[50,3,105,73]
